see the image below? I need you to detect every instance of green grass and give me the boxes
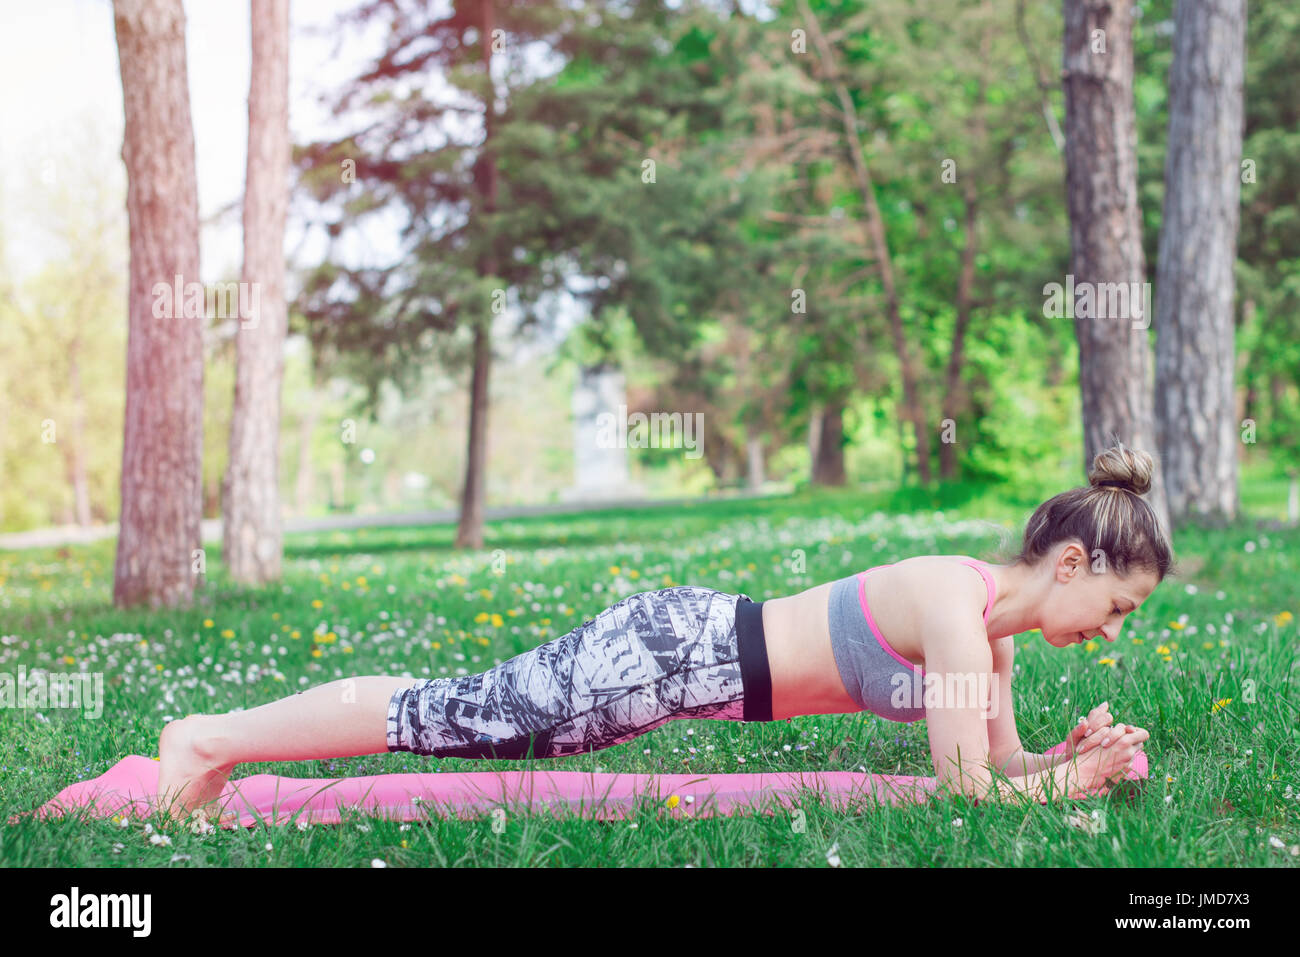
[1,481,1297,867]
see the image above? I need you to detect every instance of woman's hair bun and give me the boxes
[1087,442,1154,496]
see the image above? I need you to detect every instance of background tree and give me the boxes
[1153,0,1245,526]
[110,0,204,608]
[1061,0,1172,536]
[224,0,291,583]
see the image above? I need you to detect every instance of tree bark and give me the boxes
[111,0,204,609]
[1061,0,1172,536]
[66,336,93,527]
[454,0,498,550]
[796,0,931,486]
[940,2,993,482]
[1153,0,1245,525]
[811,396,847,486]
[746,428,766,490]
[294,377,321,515]
[224,0,290,583]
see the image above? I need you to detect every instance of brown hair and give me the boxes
[1009,442,1175,582]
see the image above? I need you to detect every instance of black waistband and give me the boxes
[735,596,773,722]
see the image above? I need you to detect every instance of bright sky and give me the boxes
[0,0,583,360]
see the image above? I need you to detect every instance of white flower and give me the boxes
[629,822,639,829]
[371,859,387,868]
[684,795,694,805]
[111,843,124,854]
[1268,835,1285,849]
[826,842,842,867]
[265,842,273,851]
[1184,584,1198,595]
[953,817,963,828]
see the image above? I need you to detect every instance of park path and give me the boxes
[0,487,784,552]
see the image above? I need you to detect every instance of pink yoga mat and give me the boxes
[16,741,1147,828]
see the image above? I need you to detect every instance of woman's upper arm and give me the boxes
[922,612,995,794]
[985,635,1022,768]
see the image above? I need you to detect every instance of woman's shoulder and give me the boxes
[888,554,993,624]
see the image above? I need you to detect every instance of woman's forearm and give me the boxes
[940,759,1081,805]
[989,761,1079,804]
[997,747,1070,777]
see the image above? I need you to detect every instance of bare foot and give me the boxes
[156,715,238,825]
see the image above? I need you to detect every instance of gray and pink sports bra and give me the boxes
[826,558,997,722]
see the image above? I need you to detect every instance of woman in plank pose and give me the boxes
[157,442,1168,821]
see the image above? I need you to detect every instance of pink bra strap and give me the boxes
[961,559,997,624]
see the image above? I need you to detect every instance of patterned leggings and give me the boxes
[386,586,758,759]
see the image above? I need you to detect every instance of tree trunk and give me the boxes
[940,3,992,483]
[746,428,765,490]
[294,378,321,515]
[455,318,491,548]
[111,0,204,609]
[1061,0,1171,536]
[454,0,498,550]
[812,397,847,486]
[796,0,931,486]
[66,338,94,527]
[223,0,290,584]
[1153,0,1245,525]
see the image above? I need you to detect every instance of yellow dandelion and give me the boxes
[281,625,289,632]
[1085,640,1098,652]
[1274,611,1293,627]
[1131,636,1144,645]
[372,565,382,574]
[290,630,301,639]
[343,646,354,654]
[311,599,324,609]
[203,619,214,628]
[1211,698,1231,713]
[341,581,351,591]
[665,794,680,809]
[1098,657,1116,667]
[449,574,467,586]
[155,664,163,671]
[272,612,281,621]
[311,648,323,658]
[628,569,639,579]
[1156,644,1171,655]
[490,613,504,628]
[475,612,490,624]
[62,655,75,665]
[221,629,235,639]
[357,576,367,586]
[1168,621,1186,630]
[478,637,490,646]
[431,641,442,650]
[540,618,551,626]
[1203,642,1214,650]
[609,565,621,575]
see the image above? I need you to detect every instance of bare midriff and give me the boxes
[760,554,988,721]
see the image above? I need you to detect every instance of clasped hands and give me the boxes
[1062,700,1151,796]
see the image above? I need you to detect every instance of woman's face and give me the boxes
[1040,543,1160,648]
